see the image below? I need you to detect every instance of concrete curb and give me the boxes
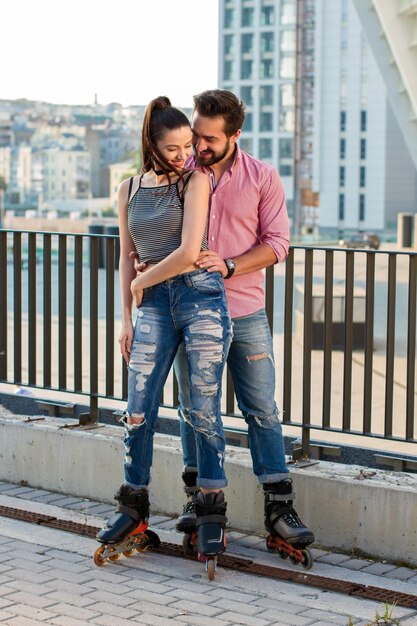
[1,413,417,565]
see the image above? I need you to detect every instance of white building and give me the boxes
[40,147,91,203]
[218,0,417,236]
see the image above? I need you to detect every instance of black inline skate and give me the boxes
[176,469,199,555]
[264,478,314,570]
[94,484,160,566]
[195,490,227,580]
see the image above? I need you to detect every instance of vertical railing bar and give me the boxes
[363,252,375,433]
[74,235,83,392]
[265,265,274,333]
[28,233,37,385]
[226,367,235,414]
[106,237,115,397]
[43,234,52,387]
[322,250,333,428]
[384,253,396,437]
[90,236,99,422]
[122,358,128,400]
[0,231,8,379]
[58,235,67,389]
[342,251,354,431]
[13,231,22,383]
[283,248,294,423]
[173,371,179,407]
[302,248,313,455]
[406,254,416,440]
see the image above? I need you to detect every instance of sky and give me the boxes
[2,0,219,108]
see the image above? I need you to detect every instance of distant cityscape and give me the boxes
[0,97,192,224]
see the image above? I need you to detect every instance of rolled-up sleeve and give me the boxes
[258,168,290,263]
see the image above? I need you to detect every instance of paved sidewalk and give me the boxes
[0,482,416,626]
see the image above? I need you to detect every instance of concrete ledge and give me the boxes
[1,413,417,566]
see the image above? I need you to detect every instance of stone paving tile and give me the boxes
[3,603,57,621]
[360,561,398,575]
[0,486,37,496]
[387,566,417,580]
[17,488,54,500]
[258,609,315,625]
[133,615,189,626]
[218,611,271,626]
[148,517,178,531]
[0,611,16,623]
[212,598,263,615]
[340,558,374,571]
[0,483,25,493]
[4,568,53,584]
[1,590,57,610]
[93,616,144,626]
[177,617,234,626]
[166,599,223,618]
[315,552,352,565]
[0,617,47,626]
[44,496,87,507]
[83,601,140,620]
[300,608,354,624]
[207,588,259,603]
[43,548,86,562]
[48,617,99,626]
[46,602,103,621]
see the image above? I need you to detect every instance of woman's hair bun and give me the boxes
[152,96,171,110]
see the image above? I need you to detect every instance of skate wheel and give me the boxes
[108,548,120,561]
[182,534,195,556]
[266,536,279,553]
[279,549,288,560]
[145,529,161,548]
[123,549,135,557]
[206,558,215,581]
[290,555,299,565]
[93,545,106,566]
[301,549,313,570]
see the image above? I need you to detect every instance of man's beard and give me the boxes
[194,139,230,167]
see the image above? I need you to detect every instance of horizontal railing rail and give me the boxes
[1,229,416,460]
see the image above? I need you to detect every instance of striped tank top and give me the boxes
[127,172,209,264]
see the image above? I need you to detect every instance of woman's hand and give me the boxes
[130,277,144,309]
[118,319,134,364]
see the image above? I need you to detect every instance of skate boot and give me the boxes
[264,479,314,570]
[93,484,160,566]
[196,490,227,580]
[176,469,200,556]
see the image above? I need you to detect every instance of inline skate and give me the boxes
[264,478,314,570]
[195,490,227,580]
[94,484,160,566]
[176,469,199,556]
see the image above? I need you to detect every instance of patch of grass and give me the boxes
[347,603,400,625]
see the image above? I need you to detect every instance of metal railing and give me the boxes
[1,229,417,460]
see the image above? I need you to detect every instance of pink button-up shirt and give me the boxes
[188,146,290,318]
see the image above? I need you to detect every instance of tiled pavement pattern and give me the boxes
[0,481,416,626]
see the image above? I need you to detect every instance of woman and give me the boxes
[96,97,232,564]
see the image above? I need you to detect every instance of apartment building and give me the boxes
[218,0,417,236]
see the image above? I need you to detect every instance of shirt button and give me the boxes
[212,215,216,219]
[211,236,215,241]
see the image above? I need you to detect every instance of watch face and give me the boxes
[226,259,235,270]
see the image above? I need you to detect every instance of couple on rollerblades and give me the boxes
[95,90,315,577]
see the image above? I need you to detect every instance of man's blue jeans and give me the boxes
[124,269,232,490]
[174,308,289,484]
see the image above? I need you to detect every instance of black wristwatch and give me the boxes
[224,258,236,279]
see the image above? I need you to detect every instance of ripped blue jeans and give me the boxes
[175,308,289,483]
[124,269,232,490]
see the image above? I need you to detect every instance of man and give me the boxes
[174,90,314,547]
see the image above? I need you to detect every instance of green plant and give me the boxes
[347,603,400,626]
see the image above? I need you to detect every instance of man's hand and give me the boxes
[129,251,148,276]
[195,250,228,277]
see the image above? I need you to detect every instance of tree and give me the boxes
[0,176,7,191]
